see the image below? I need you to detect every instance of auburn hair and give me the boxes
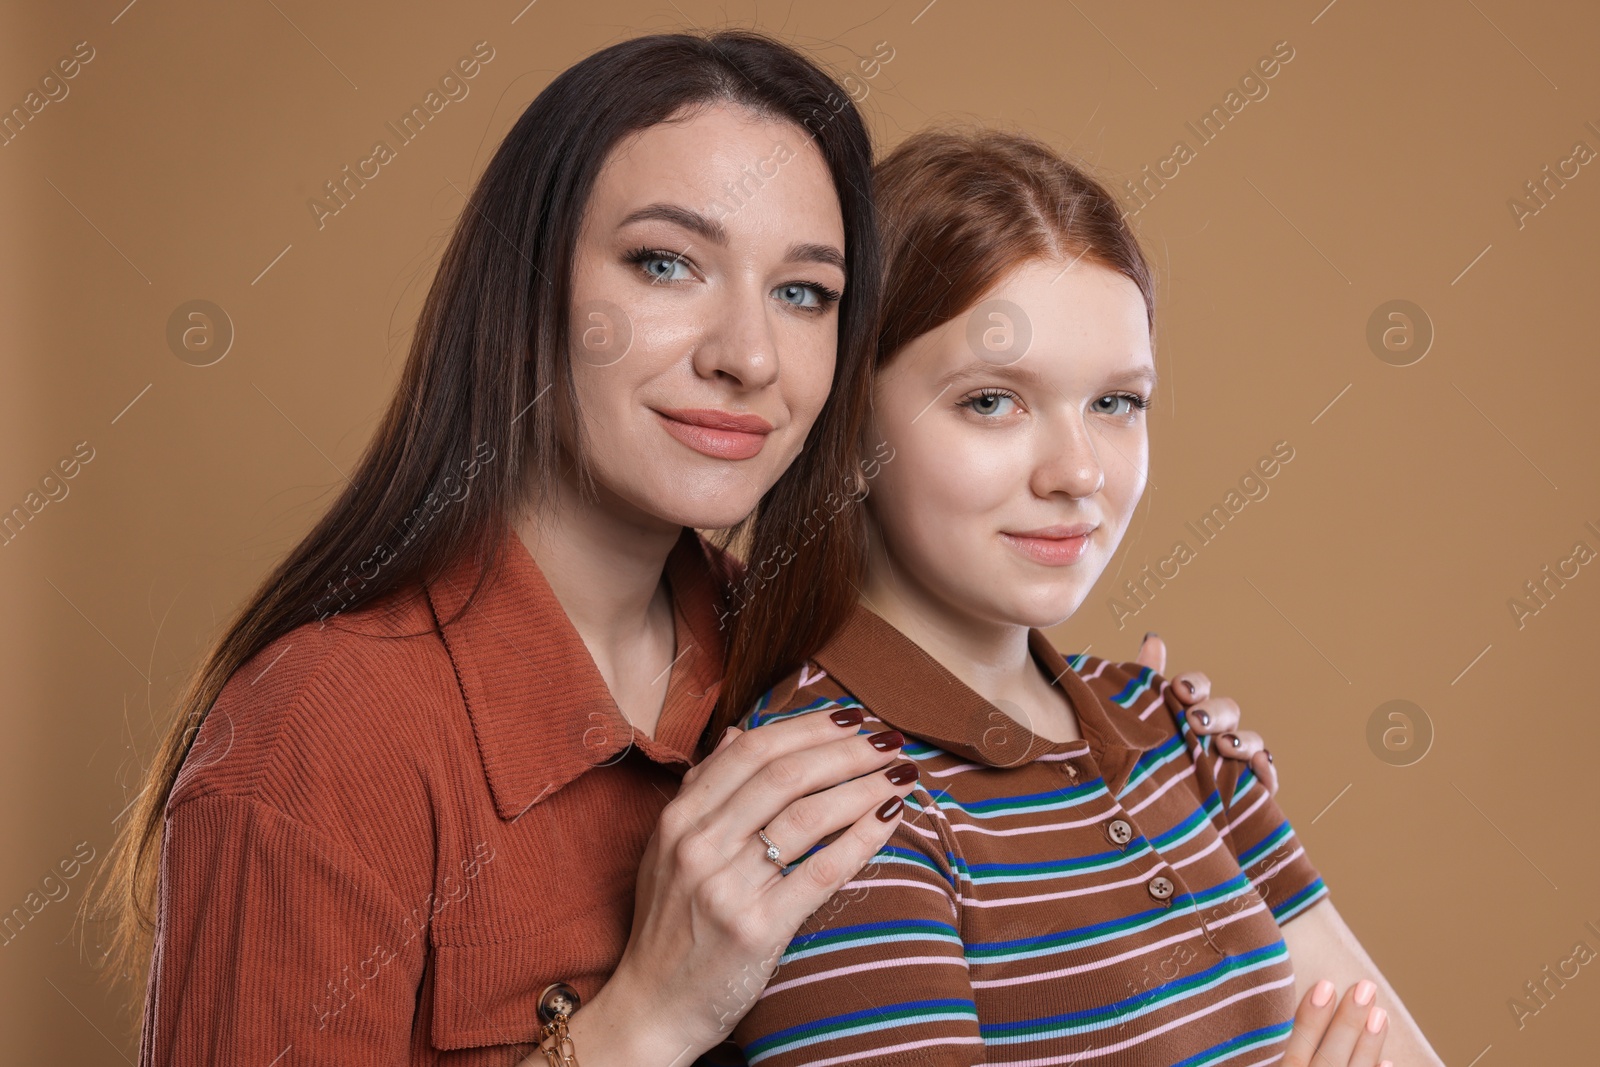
[710,124,1156,735]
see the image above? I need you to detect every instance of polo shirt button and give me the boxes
[1106,818,1133,847]
[1147,874,1175,903]
[538,981,581,1024]
[1062,762,1079,780]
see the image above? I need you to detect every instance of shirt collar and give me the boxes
[425,519,730,821]
[810,604,1171,795]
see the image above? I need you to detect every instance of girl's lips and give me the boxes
[654,409,771,460]
[999,529,1093,566]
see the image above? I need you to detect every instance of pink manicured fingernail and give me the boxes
[1367,1006,1386,1033]
[1354,979,1376,1005]
[1311,980,1333,1007]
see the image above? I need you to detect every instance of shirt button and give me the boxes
[1147,874,1175,903]
[1062,762,1079,780]
[538,981,581,1024]
[1106,818,1133,847]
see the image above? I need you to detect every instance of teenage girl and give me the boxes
[719,128,1444,1067]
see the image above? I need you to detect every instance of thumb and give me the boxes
[1136,632,1166,674]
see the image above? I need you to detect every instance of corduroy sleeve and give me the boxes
[729,777,983,1066]
[140,794,428,1066]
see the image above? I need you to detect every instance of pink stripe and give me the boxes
[763,954,968,996]
[1001,974,1296,1064]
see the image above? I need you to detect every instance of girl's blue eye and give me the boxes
[1094,392,1151,417]
[962,389,1018,417]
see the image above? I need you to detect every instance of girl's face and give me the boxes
[562,102,848,531]
[865,257,1155,631]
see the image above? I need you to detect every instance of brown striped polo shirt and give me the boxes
[731,604,1329,1067]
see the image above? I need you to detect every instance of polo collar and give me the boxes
[811,604,1171,796]
[425,519,729,821]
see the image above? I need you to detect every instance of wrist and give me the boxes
[561,965,699,1067]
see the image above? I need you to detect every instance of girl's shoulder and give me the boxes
[1058,650,1183,735]
[739,660,864,730]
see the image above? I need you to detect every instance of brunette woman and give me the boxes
[719,128,1445,1067]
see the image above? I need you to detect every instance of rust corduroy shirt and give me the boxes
[141,519,737,1065]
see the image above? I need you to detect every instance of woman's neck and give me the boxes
[859,547,1083,744]
[513,469,684,738]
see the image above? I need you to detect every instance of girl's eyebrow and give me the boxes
[933,360,1158,392]
[617,202,846,275]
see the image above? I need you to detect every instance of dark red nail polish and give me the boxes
[1144,631,1158,641]
[875,796,903,821]
[1183,679,1196,695]
[884,761,918,785]
[1223,733,1240,749]
[867,729,904,751]
[1191,709,1210,727]
[830,707,864,728]
[1265,750,1274,764]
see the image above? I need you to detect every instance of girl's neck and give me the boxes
[858,552,1083,744]
[513,464,683,736]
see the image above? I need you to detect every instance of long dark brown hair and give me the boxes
[710,125,1156,733]
[88,29,882,1002]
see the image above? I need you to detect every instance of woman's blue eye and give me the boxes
[636,252,691,282]
[776,283,818,307]
[773,281,841,312]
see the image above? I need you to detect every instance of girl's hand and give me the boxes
[562,707,917,1066]
[1283,978,1391,1067]
[1136,632,1279,795]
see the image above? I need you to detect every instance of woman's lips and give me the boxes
[654,407,773,461]
[999,526,1095,566]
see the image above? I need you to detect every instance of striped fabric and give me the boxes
[732,606,1329,1067]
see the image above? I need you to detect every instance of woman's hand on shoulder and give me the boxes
[566,702,918,1067]
[1135,632,1279,795]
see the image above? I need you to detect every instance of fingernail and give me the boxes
[1379,1061,1393,1067]
[1183,679,1195,694]
[1190,709,1210,728]
[1222,733,1240,749]
[868,729,905,751]
[831,707,864,727]
[1354,979,1376,1005]
[884,761,918,785]
[1143,631,1159,642]
[875,796,903,821]
[1311,979,1333,1007]
[1366,1006,1386,1033]
[1265,749,1274,763]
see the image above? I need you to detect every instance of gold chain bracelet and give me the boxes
[536,982,581,1066]
[536,1013,579,1066]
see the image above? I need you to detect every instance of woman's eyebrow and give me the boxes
[617,202,845,275]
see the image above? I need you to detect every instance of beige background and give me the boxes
[3,0,1596,1061]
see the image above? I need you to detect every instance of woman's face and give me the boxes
[865,257,1155,631]
[562,101,847,531]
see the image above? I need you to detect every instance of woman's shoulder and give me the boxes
[167,585,466,822]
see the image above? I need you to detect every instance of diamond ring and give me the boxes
[756,828,784,868]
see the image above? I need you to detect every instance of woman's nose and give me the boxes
[692,282,779,389]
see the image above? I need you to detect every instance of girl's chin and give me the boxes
[987,585,1094,632]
